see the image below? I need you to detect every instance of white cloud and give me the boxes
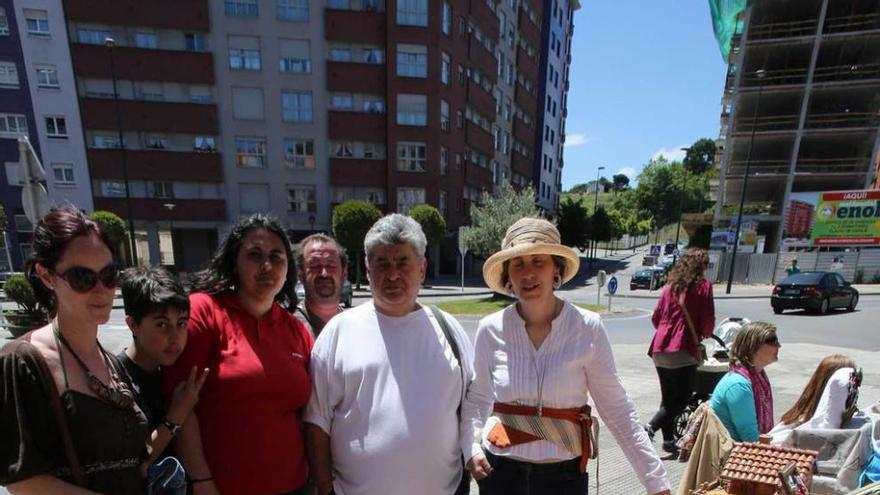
[564,132,593,147]
[651,145,688,162]
[617,166,637,180]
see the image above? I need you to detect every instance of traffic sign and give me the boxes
[458,226,469,256]
[607,276,618,295]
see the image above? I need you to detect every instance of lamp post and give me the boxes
[674,147,690,262]
[106,37,138,266]
[163,202,175,267]
[726,69,765,294]
[591,166,605,264]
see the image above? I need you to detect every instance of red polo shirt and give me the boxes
[163,292,313,495]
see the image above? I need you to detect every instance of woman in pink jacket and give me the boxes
[645,248,715,456]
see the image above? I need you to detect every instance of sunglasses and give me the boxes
[52,263,119,292]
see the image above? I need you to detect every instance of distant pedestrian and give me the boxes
[646,248,716,456]
[786,258,801,276]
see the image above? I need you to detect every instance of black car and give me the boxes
[630,268,665,291]
[771,271,859,314]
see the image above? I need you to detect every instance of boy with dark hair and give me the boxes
[118,267,207,472]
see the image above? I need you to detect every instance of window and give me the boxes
[397,0,428,26]
[284,138,315,168]
[189,86,212,103]
[440,52,450,85]
[0,62,18,88]
[333,141,353,157]
[457,64,465,84]
[45,116,67,138]
[145,134,168,149]
[52,163,75,186]
[231,87,264,120]
[363,48,383,64]
[363,142,384,158]
[440,146,448,175]
[100,180,127,197]
[35,65,59,88]
[0,8,8,36]
[0,114,27,137]
[76,29,111,45]
[239,183,270,213]
[282,91,313,122]
[235,137,266,168]
[138,81,164,101]
[93,134,120,149]
[288,186,316,213]
[225,0,258,17]
[279,39,311,73]
[331,93,354,110]
[194,136,216,152]
[440,99,450,131]
[396,44,427,78]
[456,110,463,128]
[328,0,351,8]
[396,94,427,126]
[185,33,207,51]
[363,97,384,113]
[329,47,352,62]
[134,32,157,49]
[228,36,261,70]
[151,181,174,198]
[439,190,448,217]
[396,187,425,214]
[24,9,50,36]
[277,0,308,21]
[442,2,452,35]
[397,142,426,172]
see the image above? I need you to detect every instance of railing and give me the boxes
[824,12,880,34]
[726,159,790,176]
[796,157,871,174]
[740,67,808,86]
[813,63,880,83]
[733,114,800,133]
[804,111,879,129]
[748,18,816,40]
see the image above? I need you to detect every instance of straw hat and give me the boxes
[482,217,581,294]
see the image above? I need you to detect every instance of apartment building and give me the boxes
[712,0,880,252]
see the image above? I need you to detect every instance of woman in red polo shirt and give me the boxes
[163,214,313,495]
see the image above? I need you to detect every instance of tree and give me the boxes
[612,174,630,193]
[408,204,447,279]
[332,200,382,289]
[683,138,717,175]
[90,211,128,258]
[598,176,612,192]
[591,207,613,243]
[557,197,591,251]
[462,183,539,259]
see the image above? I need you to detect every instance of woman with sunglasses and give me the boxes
[161,214,313,495]
[1,206,148,493]
[710,322,782,442]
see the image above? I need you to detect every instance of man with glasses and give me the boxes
[294,233,349,337]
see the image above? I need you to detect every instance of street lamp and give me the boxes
[106,37,138,266]
[674,147,690,262]
[163,202,175,266]
[726,69,766,294]
[592,166,605,264]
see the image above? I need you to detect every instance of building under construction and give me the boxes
[711,0,880,252]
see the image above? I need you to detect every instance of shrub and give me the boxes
[4,273,40,314]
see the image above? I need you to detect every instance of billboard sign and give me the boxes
[782,189,880,247]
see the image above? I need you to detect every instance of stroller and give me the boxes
[673,317,750,440]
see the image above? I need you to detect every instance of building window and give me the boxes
[282,91,313,122]
[440,99,450,131]
[333,141,353,158]
[396,44,427,78]
[284,138,315,168]
[363,142,385,158]
[0,8,8,36]
[185,33,207,51]
[76,29,111,45]
[93,134,120,148]
[280,56,311,73]
[239,183,270,213]
[457,64,465,84]
[279,39,311,73]
[134,32,157,49]
[396,0,428,26]
[363,98,384,113]
[194,136,216,152]
[456,110,463,128]
[439,190,448,217]
[235,136,266,168]
[441,2,452,35]
[397,142,426,172]
[328,0,351,8]
[288,186,317,213]
[189,86,212,103]
[396,187,425,214]
[24,9,50,36]
[0,114,27,137]
[396,94,427,126]
[331,93,354,110]
[362,48,384,64]
[45,116,67,138]
[100,180,127,197]
[228,36,261,70]
[231,87,265,120]
[151,181,174,198]
[35,65,59,88]
[440,146,448,175]
[225,0,258,17]
[0,62,18,88]
[145,134,168,149]
[329,47,352,62]
[441,52,450,85]
[52,163,75,186]
[277,0,308,21]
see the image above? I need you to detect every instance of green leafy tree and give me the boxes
[612,174,630,193]
[332,200,382,289]
[408,204,447,279]
[598,177,612,192]
[683,138,717,175]
[568,183,590,194]
[557,197,591,251]
[591,206,613,243]
[0,204,6,232]
[633,157,709,228]
[90,210,127,251]
[462,183,539,259]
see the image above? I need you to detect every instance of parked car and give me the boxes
[630,267,666,291]
[771,271,859,314]
[295,280,353,308]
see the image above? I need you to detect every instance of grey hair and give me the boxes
[364,214,427,259]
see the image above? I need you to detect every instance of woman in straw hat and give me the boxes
[461,217,670,495]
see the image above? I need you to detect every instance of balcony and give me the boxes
[468,35,497,82]
[512,150,533,177]
[465,160,493,189]
[93,198,226,222]
[80,98,218,134]
[748,19,817,41]
[824,13,880,34]
[469,0,500,40]
[518,8,541,47]
[88,149,223,182]
[71,44,214,84]
[515,83,537,118]
[516,46,538,79]
[513,118,534,144]
[466,122,494,156]
[326,61,386,93]
[330,158,386,188]
[467,79,496,119]
[325,8,385,44]
[64,0,209,31]
[328,111,386,141]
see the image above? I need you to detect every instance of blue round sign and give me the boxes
[607,276,618,295]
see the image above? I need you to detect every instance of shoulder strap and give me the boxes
[676,289,702,347]
[428,305,465,416]
[18,340,84,485]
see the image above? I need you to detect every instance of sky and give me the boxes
[560,1,728,189]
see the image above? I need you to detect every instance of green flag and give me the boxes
[709,0,750,61]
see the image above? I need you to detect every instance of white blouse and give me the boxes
[460,301,669,494]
